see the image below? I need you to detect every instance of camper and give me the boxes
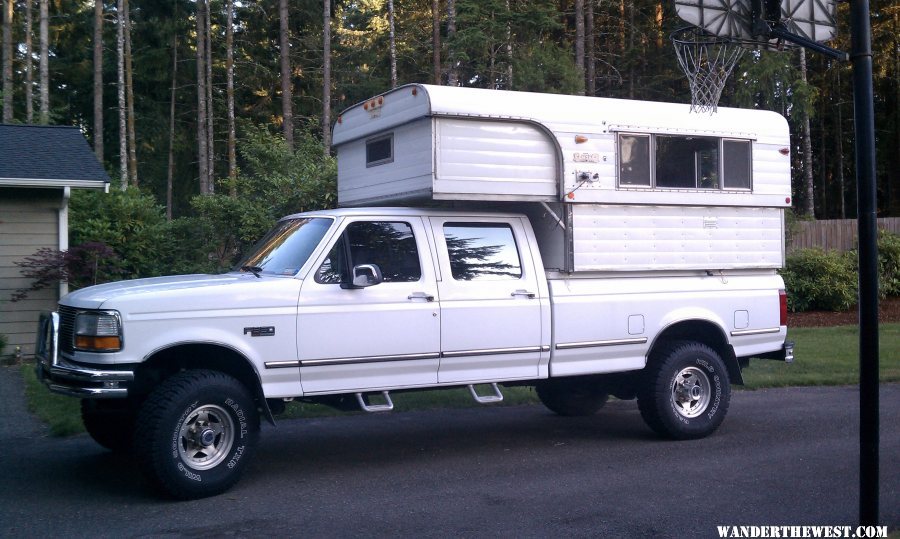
[35,85,793,499]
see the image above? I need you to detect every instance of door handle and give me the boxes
[511,289,536,299]
[407,292,435,302]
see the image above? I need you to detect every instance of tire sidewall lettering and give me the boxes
[166,391,253,487]
[171,400,199,460]
[644,343,732,439]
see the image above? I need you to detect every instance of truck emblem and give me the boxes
[244,327,275,337]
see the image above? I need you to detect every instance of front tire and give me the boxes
[133,370,260,499]
[536,377,609,416]
[638,341,731,440]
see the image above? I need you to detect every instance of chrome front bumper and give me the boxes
[35,312,134,398]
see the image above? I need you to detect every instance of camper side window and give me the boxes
[618,134,651,186]
[617,132,752,191]
[656,135,719,189]
[366,134,394,167]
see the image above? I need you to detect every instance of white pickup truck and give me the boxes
[35,85,793,499]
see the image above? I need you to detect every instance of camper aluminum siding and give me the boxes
[332,85,791,272]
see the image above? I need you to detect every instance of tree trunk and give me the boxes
[798,48,815,218]
[116,0,127,188]
[39,0,48,124]
[505,0,512,89]
[204,0,214,190]
[3,0,13,123]
[196,0,209,194]
[24,0,33,123]
[388,0,397,88]
[575,0,585,95]
[226,0,236,190]
[323,0,332,155]
[124,0,138,186]
[279,0,293,149]
[166,32,177,220]
[586,0,594,96]
[93,0,103,160]
[446,0,457,86]
[627,0,634,99]
[432,0,440,84]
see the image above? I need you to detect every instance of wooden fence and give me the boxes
[788,217,900,253]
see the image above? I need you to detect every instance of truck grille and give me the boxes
[57,305,77,354]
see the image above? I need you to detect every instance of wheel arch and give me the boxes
[648,319,743,385]
[133,342,276,425]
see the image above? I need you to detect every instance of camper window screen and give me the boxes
[618,134,651,186]
[366,134,393,167]
[723,139,751,189]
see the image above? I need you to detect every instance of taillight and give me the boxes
[779,289,788,326]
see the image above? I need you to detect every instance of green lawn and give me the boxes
[20,323,900,435]
[742,323,900,388]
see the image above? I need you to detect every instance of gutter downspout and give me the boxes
[58,186,70,298]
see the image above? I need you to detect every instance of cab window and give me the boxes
[316,221,421,284]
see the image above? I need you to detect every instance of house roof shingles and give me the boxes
[0,124,110,189]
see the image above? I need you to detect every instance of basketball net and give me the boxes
[672,27,746,114]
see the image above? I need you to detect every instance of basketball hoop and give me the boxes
[672,26,747,114]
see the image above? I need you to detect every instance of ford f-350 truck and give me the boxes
[35,85,793,499]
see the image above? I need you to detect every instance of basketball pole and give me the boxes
[848,0,880,527]
[757,0,880,524]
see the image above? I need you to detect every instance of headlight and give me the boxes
[74,311,122,352]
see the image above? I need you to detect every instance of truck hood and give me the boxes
[61,274,298,311]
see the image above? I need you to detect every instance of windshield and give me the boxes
[235,217,333,276]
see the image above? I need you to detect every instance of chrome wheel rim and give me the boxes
[670,366,712,419]
[177,404,235,470]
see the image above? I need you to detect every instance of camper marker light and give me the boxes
[575,135,589,144]
[779,148,790,156]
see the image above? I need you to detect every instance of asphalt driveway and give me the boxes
[1,365,897,538]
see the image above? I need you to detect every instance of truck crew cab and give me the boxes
[35,85,793,499]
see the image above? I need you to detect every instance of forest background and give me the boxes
[1,0,899,285]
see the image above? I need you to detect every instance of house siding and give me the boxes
[0,187,63,358]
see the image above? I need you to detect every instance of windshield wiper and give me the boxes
[240,265,263,278]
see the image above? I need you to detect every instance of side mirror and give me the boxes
[342,264,383,289]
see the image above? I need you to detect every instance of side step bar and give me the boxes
[468,383,503,404]
[355,391,394,412]
[355,384,505,413]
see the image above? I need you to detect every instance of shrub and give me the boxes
[70,188,217,279]
[10,242,124,302]
[877,230,900,297]
[781,248,857,312]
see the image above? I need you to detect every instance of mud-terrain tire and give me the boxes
[81,399,137,453]
[536,377,609,416]
[133,370,260,499]
[637,340,731,440]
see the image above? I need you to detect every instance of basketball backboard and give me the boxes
[674,0,838,46]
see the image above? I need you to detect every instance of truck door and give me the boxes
[297,217,441,393]
[429,217,545,383]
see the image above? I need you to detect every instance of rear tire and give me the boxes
[638,340,731,440]
[536,377,608,416]
[133,370,260,499]
[81,399,137,453]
